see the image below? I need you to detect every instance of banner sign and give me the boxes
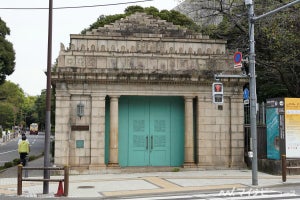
[285,98,300,158]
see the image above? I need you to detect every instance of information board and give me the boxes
[285,98,300,158]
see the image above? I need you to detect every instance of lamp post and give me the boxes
[244,0,300,186]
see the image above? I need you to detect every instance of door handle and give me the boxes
[151,136,153,150]
[146,136,148,150]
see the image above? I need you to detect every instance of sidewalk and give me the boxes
[1,157,300,198]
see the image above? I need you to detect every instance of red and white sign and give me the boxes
[233,51,243,68]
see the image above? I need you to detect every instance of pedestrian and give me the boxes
[18,134,30,166]
[18,133,29,145]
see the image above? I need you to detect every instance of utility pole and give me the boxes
[43,0,53,194]
[244,0,300,186]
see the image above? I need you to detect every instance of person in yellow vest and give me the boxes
[18,134,30,166]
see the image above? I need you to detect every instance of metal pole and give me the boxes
[43,0,53,194]
[246,0,258,186]
[282,154,286,182]
[245,0,300,186]
[253,0,300,21]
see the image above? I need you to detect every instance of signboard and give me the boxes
[285,98,300,158]
[233,51,242,68]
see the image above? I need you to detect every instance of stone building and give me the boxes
[52,12,246,173]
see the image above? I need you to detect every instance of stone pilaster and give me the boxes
[54,92,71,166]
[89,94,106,170]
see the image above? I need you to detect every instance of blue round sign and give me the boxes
[234,52,242,64]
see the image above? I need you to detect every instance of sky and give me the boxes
[1,0,179,96]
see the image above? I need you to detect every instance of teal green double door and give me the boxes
[118,96,184,167]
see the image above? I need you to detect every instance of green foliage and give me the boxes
[81,14,126,34]
[4,162,13,168]
[0,80,48,130]
[200,0,300,101]
[0,18,15,85]
[172,167,180,172]
[13,158,20,165]
[0,102,15,129]
[124,5,144,14]
[81,6,200,34]
[28,155,36,161]
[0,81,26,128]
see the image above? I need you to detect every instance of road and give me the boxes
[1,186,300,200]
[0,132,45,165]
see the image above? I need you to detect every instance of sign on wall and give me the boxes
[285,98,300,158]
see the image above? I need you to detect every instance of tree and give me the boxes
[0,102,15,129]
[182,0,300,101]
[0,17,15,85]
[21,95,38,128]
[81,6,200,34]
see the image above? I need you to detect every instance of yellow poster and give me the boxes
[285,98,300,158]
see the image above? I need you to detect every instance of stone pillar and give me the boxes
[109,95,119,166]
[184,96,195,167]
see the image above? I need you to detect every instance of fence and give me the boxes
[244,102,267,164]
[17,165,69,196]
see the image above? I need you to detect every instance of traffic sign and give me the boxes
[234,51,242,64]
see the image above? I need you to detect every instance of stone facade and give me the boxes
[52,12,247,173]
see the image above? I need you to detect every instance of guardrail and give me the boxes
[282,155,300,182]
[17,165,69,196]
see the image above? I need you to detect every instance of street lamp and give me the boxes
[245,0,300,186]
[245,0,258,186]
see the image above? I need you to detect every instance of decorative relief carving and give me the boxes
[70,44,75,50]
[159,60,167,70]
[179,47,183,54]
[150,45,156,53]
[76,57,85,67]
[111,45,116,51]
[197,48,202,54]
[90,45,95,51]
[188,47,193,54]
[136,42,140,52]
[97,57,107,69]
[133,120,145,131]
[130,46,136,52]
[179,59,188,70]
[154,120,166,132]
[66,57,75,66]
[81,44,86,51]
[129,58,135,68]
[148,58,157,70]
[108,57,117,68]
[86,57,96,68]
[169,47,174,53]
[207,48,212,54]
[137,58,144,68]
[101,45,106,51]
[169,59,176,71]
[121,46,126,52]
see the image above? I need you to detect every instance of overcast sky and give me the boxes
[1,0,178,96]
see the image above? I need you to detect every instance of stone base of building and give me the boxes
[183,162,197,168]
